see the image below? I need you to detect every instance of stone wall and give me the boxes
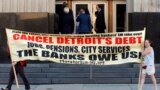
[0,13,57,63]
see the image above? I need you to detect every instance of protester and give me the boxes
[139,39,157,90]
[1,47,30,90]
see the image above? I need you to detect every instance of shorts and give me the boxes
[142,65,155,75]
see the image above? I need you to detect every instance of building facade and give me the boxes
[0,0,160,62]
[0,0,55,13]
[0,0,160,33]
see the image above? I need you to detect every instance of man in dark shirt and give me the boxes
[95,4,106,33]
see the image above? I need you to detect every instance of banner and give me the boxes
[6,28,145,65]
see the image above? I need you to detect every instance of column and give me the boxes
[108,0,113,33]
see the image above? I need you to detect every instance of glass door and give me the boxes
[113,1,126,32]
[72,1,90,33]
[55,0,67,16]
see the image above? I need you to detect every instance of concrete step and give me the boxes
[135,73,160,78]
[0,73,46,78]
[0,66,158,74]
[52,78,132,84]
[132,78,160,84]
[133,64,160,68]
[0,64,160,84]
[0,64,49,68]
[27,67,160,73]
[1,77,160,84]
[0,73,136,78]
[0,67,42,73]
[47,73,136,78]
[0,78,52,84]
[49,63,133,68]
[0,63,132,68]
[0,78,131,84]
[2,72,160,78]
[41,68,139,73]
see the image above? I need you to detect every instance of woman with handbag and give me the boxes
[139,39,157,90]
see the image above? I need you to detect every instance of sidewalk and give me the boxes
[0,84,159,90]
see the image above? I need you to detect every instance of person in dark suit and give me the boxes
[76,8,92,34]
[95,4,106,33]
[58,2,74,34]
[61,7,74,34]
[1,47,30,90]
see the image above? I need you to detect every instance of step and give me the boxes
[0,73,47,78]
[49,63,133,68]
[2,64,160,73]
[41,68,138,73]
[0,78,52,84]
[134,73,160,79]
[0,67,139,73]
[52,78,131,84]
[0,67,42,73]
[133,64,160,68]
[0,67,10,73]
[46,73,136,78]
[0,64,49,68]
[1,77,160,84]
[132,78,160,84]
[0,63,132,68]
[0,73,136,78]
[1,63,160,84]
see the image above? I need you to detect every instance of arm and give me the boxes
[71,16,75,33]
[99,11,106,29]
[88,16,92,32]
[76,15,80,22]
[141,47,152,57]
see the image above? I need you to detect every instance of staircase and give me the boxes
[0,63,160,84]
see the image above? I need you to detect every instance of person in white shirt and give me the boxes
[139,39,157,90]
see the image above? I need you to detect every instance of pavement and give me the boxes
[0,84,160,90]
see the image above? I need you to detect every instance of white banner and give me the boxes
[6,28,145,65]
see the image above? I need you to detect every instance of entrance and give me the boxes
[113,1,126,32]
[55,0,127,33]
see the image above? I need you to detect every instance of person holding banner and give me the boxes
[139,39,157,90]
[1,47,30,90]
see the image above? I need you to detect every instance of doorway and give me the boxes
[113,1,126,32]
